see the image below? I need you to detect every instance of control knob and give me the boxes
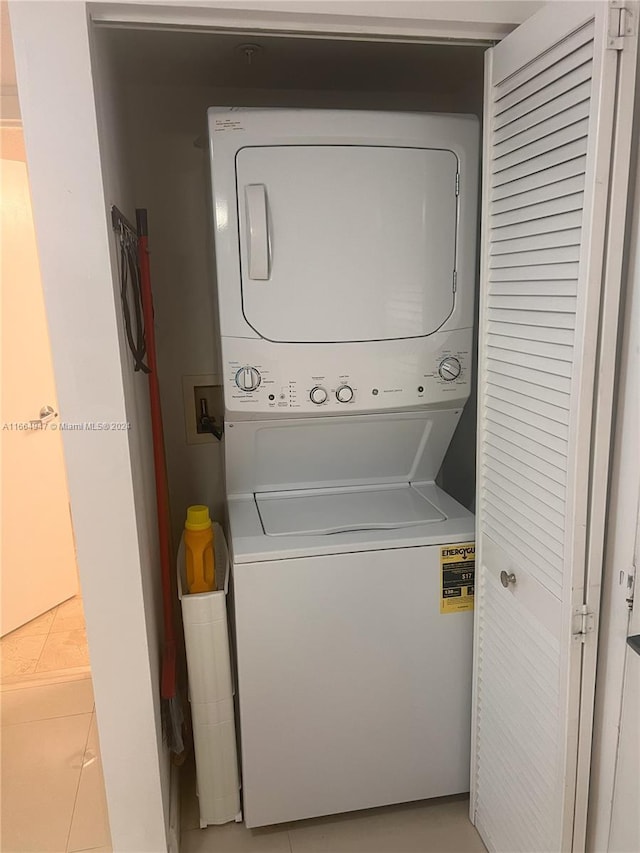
[336,384,354,403]
[235,366,261,392]
[438,357,461,382]
[310,386,328,405]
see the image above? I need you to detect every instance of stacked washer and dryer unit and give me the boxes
[208,108,479,828]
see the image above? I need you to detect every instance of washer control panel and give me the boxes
[222,330,472,415]
[235,366,262,392]
[438,356,461,381]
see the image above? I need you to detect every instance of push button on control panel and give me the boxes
[336,385,354,403]
[310,386,328,405]
[235,366,261,392]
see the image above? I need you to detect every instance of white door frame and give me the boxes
[9,3,170,851]
[9,1,637,849]
[588,57,640,849]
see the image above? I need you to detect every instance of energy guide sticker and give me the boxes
[440,543,475,614]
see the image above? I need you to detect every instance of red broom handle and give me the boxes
[136,209,176,700]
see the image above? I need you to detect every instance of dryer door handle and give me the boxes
[245,184,270,280]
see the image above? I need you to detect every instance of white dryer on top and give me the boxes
[208,108,479,418]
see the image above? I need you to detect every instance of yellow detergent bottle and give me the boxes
[184,505,215,593]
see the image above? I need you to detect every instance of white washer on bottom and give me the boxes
[228,481,475,828]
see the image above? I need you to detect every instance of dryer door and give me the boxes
[236,145,458,343]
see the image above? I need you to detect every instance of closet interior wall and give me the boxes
[94,26,485,545]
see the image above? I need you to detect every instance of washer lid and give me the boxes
[225,410,462,496]
[256,484,445,536]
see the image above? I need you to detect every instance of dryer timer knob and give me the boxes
[438,357,461,382]
[235,366,261,392]
[336,385,354,403]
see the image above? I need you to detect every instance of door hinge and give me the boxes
[626,566,636,610]
[455,172,460,196]
[453,270,458,291]
[572,604,596,642]
[608,2,635,50]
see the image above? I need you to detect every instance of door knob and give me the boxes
[500,571,516,588]
[30,405,57,427]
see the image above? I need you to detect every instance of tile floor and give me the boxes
[1,598,111,852]
[181,758,486,853]
[1,595,90,684]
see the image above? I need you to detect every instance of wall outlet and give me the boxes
[182,374,223,445]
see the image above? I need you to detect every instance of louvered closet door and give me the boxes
[472,4,623,852]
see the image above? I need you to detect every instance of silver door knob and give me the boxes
[30,405,57,427]
[500,571,516,588]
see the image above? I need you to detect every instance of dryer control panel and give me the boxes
[221,329,472,416]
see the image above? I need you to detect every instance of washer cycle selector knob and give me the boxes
[336,385,354,403]
[310,386,328,405]
[235,366,261,392]
[438,357,462,382]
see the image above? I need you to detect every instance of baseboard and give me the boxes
[168,761,181,853]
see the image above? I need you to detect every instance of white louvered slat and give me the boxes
[487,346,572,379]
[494,39,593,113]
[485,409,569,465]
[475,570,561,852]
[483,467,565,528]
[492,137,588,187]
[490,245,580,266]
[495,62,593,131]
[484,435,567,493]
[486,357,571,392]
[493,119,590,173]
[488,320,574,346]
[484,436,568,488]
[492,156,587,201]
[491,193,584,228]
[488,383,570,425]
[494,20,595,99]
[491,229,581,255]
[484,404,569,456]
[479,648,559,738]
[491,209,583,242]
[493,100,591,159]
[483,453,566,514]
[483,486,565,554]
[486,369,570,409]
[488,333,573,362]
[494,79,592,144]
[487,294,577,312]
[480,520,561,593]
[485,431,569,480]
[492,176,585,214]
[483,479,564,548]
[489,280,577,297]
[490,263,578,281]
[473,5,624,852]
[488,309,575,331]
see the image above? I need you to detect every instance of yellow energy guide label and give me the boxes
[440,542,475,614]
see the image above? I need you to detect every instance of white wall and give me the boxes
[120,83,225,544]
[90,0,541,40]
[8,3,168,850]
[89,22,173,837]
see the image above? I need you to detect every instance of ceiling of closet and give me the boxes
[98,27,486,93]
